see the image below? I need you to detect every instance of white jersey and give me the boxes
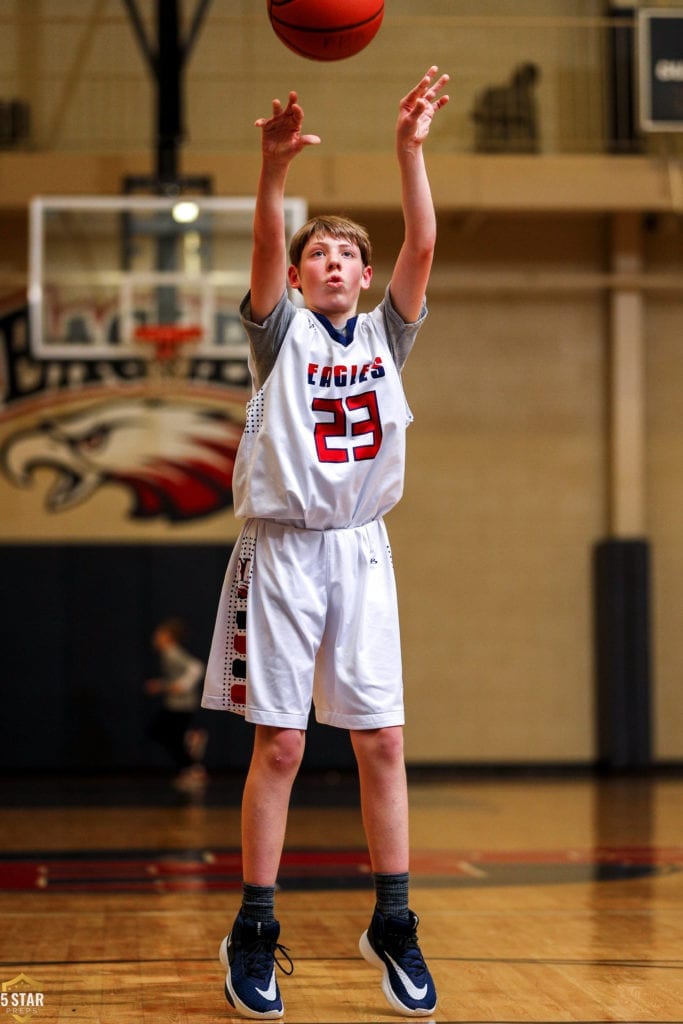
[202,289,425,721]
[233,288,425,530]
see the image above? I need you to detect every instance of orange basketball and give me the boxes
[267,0,384,62]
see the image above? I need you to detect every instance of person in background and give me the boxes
[145,617,207,793]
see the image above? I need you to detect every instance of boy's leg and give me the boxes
[350,726,409,873]
[241,724,306,884]
[351,725,437,1017]
[220,725,303,1020]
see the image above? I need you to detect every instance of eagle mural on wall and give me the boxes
[1,397,242,522]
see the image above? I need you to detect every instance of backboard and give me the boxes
[28,195,308,362]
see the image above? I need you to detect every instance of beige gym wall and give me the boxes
[1,2,682,763]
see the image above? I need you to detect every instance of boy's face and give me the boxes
[288,233,373,325]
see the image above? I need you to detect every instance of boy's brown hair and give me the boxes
[289,215,372,269]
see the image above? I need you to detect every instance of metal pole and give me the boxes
[156,0,183,188]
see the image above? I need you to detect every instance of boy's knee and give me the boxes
[255,727,305,776]
[376,726,405,764]
[354,725,404,767]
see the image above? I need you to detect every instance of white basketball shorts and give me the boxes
[201,517,405,730]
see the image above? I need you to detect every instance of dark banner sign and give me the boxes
[638,9,683,130]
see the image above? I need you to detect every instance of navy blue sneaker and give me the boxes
[359,909,437,1016]
[219,912,293,1019]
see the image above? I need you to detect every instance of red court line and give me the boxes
[0,847,680,893]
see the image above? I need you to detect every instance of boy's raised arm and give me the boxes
[390,67,449,325]
[250,92,320,324]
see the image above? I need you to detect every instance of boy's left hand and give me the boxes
[397,66,449,147]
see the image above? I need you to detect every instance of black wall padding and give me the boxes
[0,545,354,773]
[593,538,652,769]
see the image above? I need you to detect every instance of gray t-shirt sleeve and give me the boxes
[239,290,296,391]
[382,286,428,371]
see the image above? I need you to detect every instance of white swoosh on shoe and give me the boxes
[256,970,277,1002]
[386,954,428,1001]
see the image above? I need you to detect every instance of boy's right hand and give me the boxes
[255,91,321,163]
[396,66,450,151]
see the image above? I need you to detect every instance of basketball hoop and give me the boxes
[134,323,203,363]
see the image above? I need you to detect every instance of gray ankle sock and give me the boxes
[241,882,276,924]
[373,871,410,920]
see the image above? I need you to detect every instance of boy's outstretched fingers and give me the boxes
[254,91,301,129]
[397,65,449,145]
[401,66,449,116]
[254,89,321,152]
[420,66,450,107]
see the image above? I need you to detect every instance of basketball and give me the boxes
[267,0,384,62]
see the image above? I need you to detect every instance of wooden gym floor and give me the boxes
[1,769,682,1023]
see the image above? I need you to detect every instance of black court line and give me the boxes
[1,955,682,969]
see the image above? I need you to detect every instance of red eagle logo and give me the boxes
[1,397,243,522]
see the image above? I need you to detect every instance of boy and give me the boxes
[202,66,449,1018]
